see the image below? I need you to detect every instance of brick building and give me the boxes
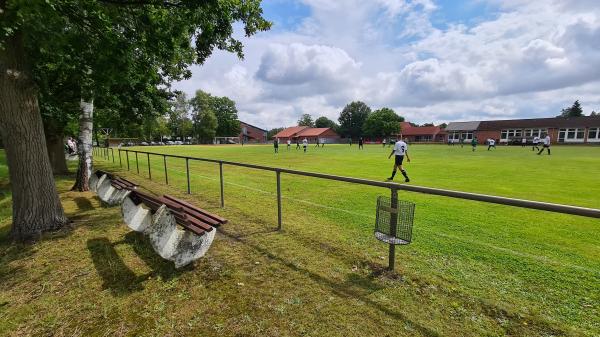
[445,116,600,144]
[239,121,267,143]
[399,122,446,143]
[273,126,340,144]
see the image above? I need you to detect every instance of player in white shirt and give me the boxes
[302,138,308,153]
[521,137,526,147]
[287,139,291,150]
[487,138,496,151]
[537,134,551,155]
[386,139,411,182]
[532,136,540,151]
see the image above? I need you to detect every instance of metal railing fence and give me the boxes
[92,146,600,270]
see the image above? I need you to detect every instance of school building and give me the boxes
[273,126,340,144]
[445,116,600,144]
[239,121,267,143]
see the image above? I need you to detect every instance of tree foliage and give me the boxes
[559,100,584,117]
[298,114,314,127]
[267,127,284,139]
[338,101,371,138]
[314,116,337,129]
[194,109,218,143]
[0,0,271,240]
[362,107,403,138]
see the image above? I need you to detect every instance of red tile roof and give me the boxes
[399,122,443,136]
[297,128,332,137]
[273,126,309,138]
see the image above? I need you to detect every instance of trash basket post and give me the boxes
[163,155,168,185]
[186,158,190,194]
[388,188,398,271]
[276,170,282,230]
[219,162,224,207]
[147,153,151,179]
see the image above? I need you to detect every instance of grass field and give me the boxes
[1,144,599,336]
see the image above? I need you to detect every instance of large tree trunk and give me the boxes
[0,32,69,241]
[46,133,69,174]
[72,98,94,191]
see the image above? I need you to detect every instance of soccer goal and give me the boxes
[213,136,241,145]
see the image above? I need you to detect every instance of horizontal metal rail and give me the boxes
[114,148,600,219]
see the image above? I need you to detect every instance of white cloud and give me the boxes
[173,0,600,129]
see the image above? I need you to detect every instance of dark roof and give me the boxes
[445,121,481,131]
[477,116,600,130]
[240,121,267,132]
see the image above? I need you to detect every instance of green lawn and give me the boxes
[1,144,599,336]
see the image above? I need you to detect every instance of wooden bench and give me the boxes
[110,177,138,190]
[128,190,226,237]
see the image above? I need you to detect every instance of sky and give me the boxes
[173,0,600,129]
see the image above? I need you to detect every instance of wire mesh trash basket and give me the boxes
[375,196,415,245]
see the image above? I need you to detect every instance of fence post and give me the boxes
[388,188,398,271]
[126,150,130,170]
[163,155,168,185]
[118,149,122,167]
[219,162,224,207]
[105,147,108,160]
[147,153,151,180]
[135,151,139,174]
[111,148,115,163]
[186,158,190,194]
[276,170,282,230]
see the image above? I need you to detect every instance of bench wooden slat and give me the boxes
[159,197,221,227]
[171,214,209,235]
[163,195,228,224]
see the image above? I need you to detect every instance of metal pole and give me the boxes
[388,188,398,271]
[163,155,168,185]
[219,162,224,207]
[111,148,115,163]
[126,150,130,170]
[135,151,139,174]
[277,170,282,230]
[118,149,122,167]
[186,158,190,194]
[147,153,151,179]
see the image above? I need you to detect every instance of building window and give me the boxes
[461,132,473,140]
[501,129,523,140]
[524,129,546,138]
[588,128,599,140]
[559,128,585,142]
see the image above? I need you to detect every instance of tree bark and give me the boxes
[46,133,69,174]
[72,98,94,191]
[0,32,69,241]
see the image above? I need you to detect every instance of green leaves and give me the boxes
[362,107,404,138]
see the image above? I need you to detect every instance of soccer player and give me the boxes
[487,138,496,150]
[315,138,320,148]
[460,137,464,148]
[287,139,291,150]
[358,137,364,149]
[521,137,526,147]
[296,139,300,150]
[537,134,551,155]
[303,138,308,152]
[471,136,478,151]
[382,138,386,148]
[387,139,410,182]
[532,136,540,151]
[274,138,279,153]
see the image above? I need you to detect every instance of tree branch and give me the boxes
[98,0,184,8]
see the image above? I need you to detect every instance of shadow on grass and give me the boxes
[87,233,187,296]
[73,197,94,211]
[87,237,144,295]
[218,228,442,337]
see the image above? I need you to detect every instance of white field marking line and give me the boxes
[143,162,599,274]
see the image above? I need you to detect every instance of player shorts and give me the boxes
[543,144,549,148]
[395,155,404,165]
